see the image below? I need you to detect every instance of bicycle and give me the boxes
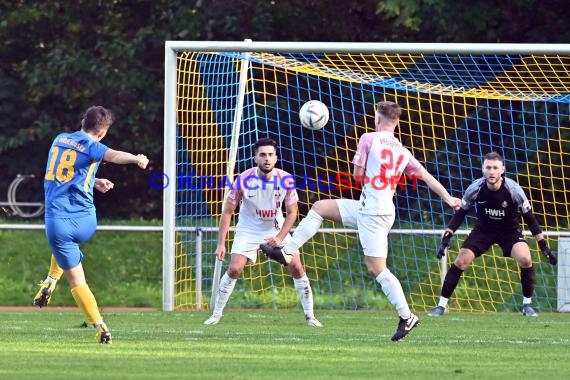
[0,174,45,218]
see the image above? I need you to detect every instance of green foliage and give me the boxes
[0,222,162,307]
[1,0,569,219]
[375,0,570,42]
[0,219,559,311]
[0,310,569,379]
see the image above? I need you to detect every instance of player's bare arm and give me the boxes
[278,202,299,242]
[351,163,368,189]
[215,199,237,261]
[103,149,149,169]
[264,201,299,247]
[94,178,114,193]
[352,164,365,180]
[418,168,461,210]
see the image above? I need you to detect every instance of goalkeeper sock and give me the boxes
[520,266,535,299]
[47,254,64,281]
[293,275,314,318]
[441,263,463,299]
[212,272,237,316]
[376,269,411,320]
[71,284,102,326]
[437,297,449,308]
[284,210,323,254]
[523,296,532,305]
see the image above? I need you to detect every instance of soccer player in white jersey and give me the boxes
[428,152,557,318]
[204,138,322,327]
[262,101,461,341]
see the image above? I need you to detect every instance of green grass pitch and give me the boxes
[0,309,568,379]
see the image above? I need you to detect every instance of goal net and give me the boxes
[163,42,569,313]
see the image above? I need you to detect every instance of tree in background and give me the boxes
[1,0,568,218]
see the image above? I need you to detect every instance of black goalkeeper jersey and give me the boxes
[459,177,532,233]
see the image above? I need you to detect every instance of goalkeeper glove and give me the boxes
[538,239,557,266]
[437,230,454,259]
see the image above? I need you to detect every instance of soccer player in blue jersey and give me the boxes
[33,106,149,344]
[428,152,557,318]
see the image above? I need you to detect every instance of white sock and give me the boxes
[212,272,237,316]
[523,297,532,305]
[44,276,58,284]
[438,297,449,308]
[376,269,411,319]
[284,210,324,254]
[293,275,314,318]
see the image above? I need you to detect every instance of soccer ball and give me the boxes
[299,100,329,130]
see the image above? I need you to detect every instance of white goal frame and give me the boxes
[163,41,570,312]
[558,238,570,312]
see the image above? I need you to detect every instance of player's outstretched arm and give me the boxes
[418,168,461,209]
[104,149,149,169]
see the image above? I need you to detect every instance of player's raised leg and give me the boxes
[260,207,324,265]
[261,199,351,265]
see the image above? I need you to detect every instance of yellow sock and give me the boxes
[48,255,64,281]
[71,284,102,326]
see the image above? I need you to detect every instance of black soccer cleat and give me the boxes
[95,322,112,344]
[259,243,293,266]
[33,280,57,308]
[391,313,420,342]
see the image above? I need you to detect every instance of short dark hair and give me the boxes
[484,152,503,162]
[253,138,278,154]
[81,106,114,133]
[375,101,401,121]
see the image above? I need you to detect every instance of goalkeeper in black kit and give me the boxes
[428,152,557,318]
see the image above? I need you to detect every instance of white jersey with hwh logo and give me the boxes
[352,131,423,215]
[226,167,298,232]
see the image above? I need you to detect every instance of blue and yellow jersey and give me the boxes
[44,130,110,218]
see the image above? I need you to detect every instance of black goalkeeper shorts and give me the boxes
[461,228,527,257]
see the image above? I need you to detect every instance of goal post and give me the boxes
[162,44,177,311]
[558,238,570,312]
[163,41,570,313]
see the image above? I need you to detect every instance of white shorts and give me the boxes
[356,212,395,258]
[231,229,298,263]
[336,199,359,228]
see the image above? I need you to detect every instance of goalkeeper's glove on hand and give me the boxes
[538,239,557,265]
[437,230,454,259]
